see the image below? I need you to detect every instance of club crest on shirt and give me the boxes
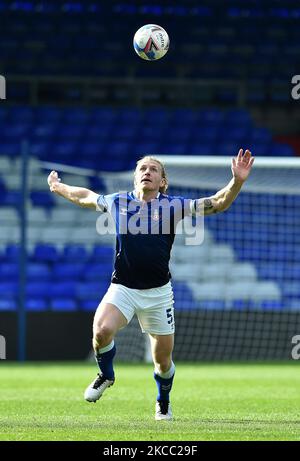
[152,209,159,221]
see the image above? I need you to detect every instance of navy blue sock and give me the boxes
[95,343,116,380]
[154,369,175,403]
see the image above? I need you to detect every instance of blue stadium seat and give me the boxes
[51,298,77,311]
[173,299,197,310]
[0,142,21,157]
[106,141,132,158]
[30,191,54,208]
[166,128,191,143]
[0,299,17,311]
[231,300,252,310]
[100,158,128,171]
[0,263,18,281]
[88,176,106,192]
[169,109,198,125]
[8,107,34,121]
[91,108,118,123]
[80,141,104,158]
[83,263,112,281]
[26,298,48,311]
[133,142,159,157]
[216,142,241,156]
[284,264,300,280]
[138,125,167,142]
[86,124,113,141]
[90,246,114,262]
[143,108,169,125]
[1,191,22,206]
[0,282,18,298]
[35,107,62,122]
[199,109,224,124]
[173,282,197,310]
[259,300,284,311]
[269,244,300,263]
[54,140,78,158]
[76,282,109,300]
[250,127,272,143]
[224,109,252,126]
[27,263,51,281]
[33,244,59,262]
[159,142,188,156]
[282,282,300,298]
[29,141,52,159]
[287,299,300,311]
[257,262,285,281]
[51,282,77,299]
[198,300,227,310]
[0,178,6,195]
[80,299,99,311]
[118,108,142,121]
[270,143,295,156]
[114,126,139,141]
[2,124,31,139]
[26,282,52,298]
[62,109,90,124]
[188,143,216,156]
[4,245,20,261]
[52,263,85,280]
[0,108,8,122]
[191,125,219,142]
[62,245,89,262]
[219,126,249,142]
[57,125,85,140]
[31,124,59,141]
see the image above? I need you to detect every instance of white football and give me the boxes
[133,24,169,61]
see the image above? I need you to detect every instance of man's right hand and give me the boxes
[47,170,61,192]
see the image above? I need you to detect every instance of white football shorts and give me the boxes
[99,281,175,335]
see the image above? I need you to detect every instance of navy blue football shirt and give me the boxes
[97,191,195,289]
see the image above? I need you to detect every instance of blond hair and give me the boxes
[134,156,168,194]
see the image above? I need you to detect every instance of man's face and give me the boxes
[135,160,164,193]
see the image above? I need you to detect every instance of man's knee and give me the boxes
[151,334,174,374]
[153,354,172,374]
[93,324,114,349]
[155,362,172,375]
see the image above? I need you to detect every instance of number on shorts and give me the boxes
[166,308,173,325]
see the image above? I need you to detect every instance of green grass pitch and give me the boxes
[0,362,300,441]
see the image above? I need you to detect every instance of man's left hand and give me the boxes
[231,149,254,183]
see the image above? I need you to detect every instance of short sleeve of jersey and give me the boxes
[96,193,118,213]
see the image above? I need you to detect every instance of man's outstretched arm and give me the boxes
[195,149,254,216]
[47,170,99,209]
